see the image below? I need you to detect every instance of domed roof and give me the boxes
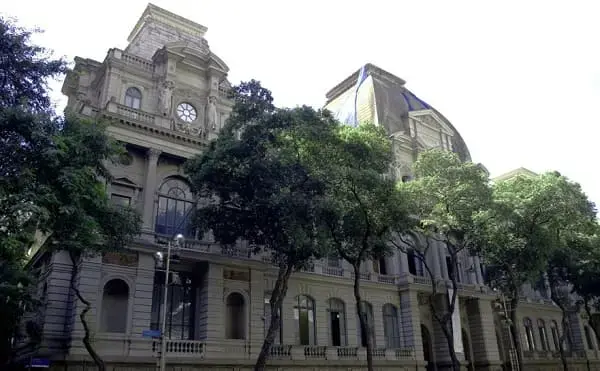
[324,63,471,161]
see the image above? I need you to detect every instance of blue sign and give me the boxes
[30,358,50,368]
[142,329,161,338]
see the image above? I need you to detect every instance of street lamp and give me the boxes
[155,233,184,371]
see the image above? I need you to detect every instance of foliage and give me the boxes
[185,80,339,371]
[393,149,491,371]
[320,123,409,371]
[0,16,140,370]
[474,171,596,370]
[0,16,67,112]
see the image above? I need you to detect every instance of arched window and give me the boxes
[358,301,375,347]
[294,295,316,345]
[100,279,129,333]
[383,304,401,348]
[523,318,536,351]
[124,87,142,109]
[550,320,560,351]
[584,326,595,350]
[327,298,347,346]
[226,293,245,339]
[537,319,549,351]
[155,177,195,238]
[373,257,389,275]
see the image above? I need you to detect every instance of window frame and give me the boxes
[124,87,142,110]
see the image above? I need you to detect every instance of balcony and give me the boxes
[148,340,415,362]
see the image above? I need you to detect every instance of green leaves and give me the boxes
[186,81,337,266]
[475,171,597,293]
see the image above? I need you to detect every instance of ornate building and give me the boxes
[19,3,600,371]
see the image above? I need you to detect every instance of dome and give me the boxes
[324,63,471,162]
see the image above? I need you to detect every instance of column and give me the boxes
[466,298,502,370]
[438,241,449,280]
[474,256,484,284]
[142,148,161,232]
[430,239,441,279]
[399,250,410,275]
[467,256,477,285]
[248,269,265,356]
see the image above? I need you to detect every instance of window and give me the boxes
[407,249,424,276]
[155,177,195,238]
[327,298,347,346]
[383,304,401,348]
[446,256,461,282]
[401,175,412,183]
[226,293,245,339]
[327,256,341,268]
[374,257,388,275]
[264,296,282,344]
[100,279,129,333]
[294,295,316,345]
[150,271,196,339]
[523,318,536,351]
[550,320,560,351]
[111,194,131,207]
[124,87,142,109]
[585,326,595,350]
[358,301,375,347]
[538,319,549,351]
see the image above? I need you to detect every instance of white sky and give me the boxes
[4,0,600,207]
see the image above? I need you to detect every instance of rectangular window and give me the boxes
[111,194,131,207]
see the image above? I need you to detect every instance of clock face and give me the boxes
[176,102,197,123]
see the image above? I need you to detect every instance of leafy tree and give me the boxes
[0,16,140,370]
[0,16,67,112]
[546,225,600,371]
[474,172,596,370]
[392,149,491,371]
[185,81,339,371]
[320,123,409,371]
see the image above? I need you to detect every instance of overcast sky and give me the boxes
[4,0,600,206]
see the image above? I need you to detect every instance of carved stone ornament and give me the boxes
[417,292,430,306]
[174,121,203,137]
[205,95,218,131]
[158,80,175,115]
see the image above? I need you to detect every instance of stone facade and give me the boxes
[17,3,600,371]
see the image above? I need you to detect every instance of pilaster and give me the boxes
[399,290,424,360]
[466,298,502,370]
[142,148,162,231]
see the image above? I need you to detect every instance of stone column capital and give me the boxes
[146,148,162,160]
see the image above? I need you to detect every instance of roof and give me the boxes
[326,63,471,161]
[493,167,538,182]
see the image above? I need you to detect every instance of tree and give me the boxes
[185,81,339,371]
[0,16,140,370]
[319,123,410,371]
[393,149,491,371]
[0,16,67,112]
[474,171,596,371]
[547,226,600,371]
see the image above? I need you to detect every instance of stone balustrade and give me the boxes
[145,340,414,362]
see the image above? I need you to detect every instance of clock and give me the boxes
[176,102,197,123]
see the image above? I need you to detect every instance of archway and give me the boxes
[421,324,434,371]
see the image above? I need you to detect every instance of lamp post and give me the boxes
[155,233,184,371]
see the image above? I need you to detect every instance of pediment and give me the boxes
[163,41,229,74]
[113,177,140,189]
[409,109,454,136]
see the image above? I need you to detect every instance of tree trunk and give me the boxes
[68,253,105,371]
[550,288,569,371]
[352,264,373,371]
[254,262,294,371]
[430,284,459,371]
[509,297,524,371]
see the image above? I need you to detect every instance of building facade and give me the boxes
[19,4,600,371]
